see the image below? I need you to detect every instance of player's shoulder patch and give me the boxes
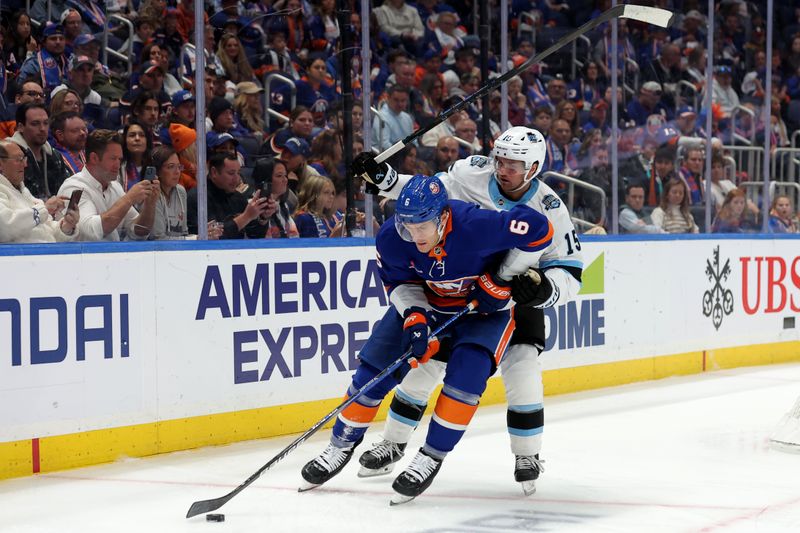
[541,193,561,211]
[468,155,490,168]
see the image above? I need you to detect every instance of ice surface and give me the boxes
[3,363,800,532]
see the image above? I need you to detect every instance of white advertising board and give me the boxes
[1,236,798,443]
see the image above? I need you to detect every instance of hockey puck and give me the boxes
[206,514,225,522]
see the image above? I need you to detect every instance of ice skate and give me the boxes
[514,454,544,496]
[358,440,406,477]
[299,438,361,491]
[389,448,442,505]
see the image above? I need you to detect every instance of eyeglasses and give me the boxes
[22,90,45,99]
[0,155,27,162]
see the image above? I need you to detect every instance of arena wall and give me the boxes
[2,235,799,479]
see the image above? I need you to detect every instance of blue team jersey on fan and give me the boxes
[376,199,554,312]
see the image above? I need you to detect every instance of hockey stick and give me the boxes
[374,4,675,163]
[185,300,478,518]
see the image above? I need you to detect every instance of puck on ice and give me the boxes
[206,514,225,522]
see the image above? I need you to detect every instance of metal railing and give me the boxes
[25,0,47,28]
[516,10,539,43]
[791,129,800,149]
[263,72,296,129]
[730,105,756,146]
[103,14,134,79]
[541,171,607,228]
[771,147,800,184]
[723,155,737,184]
[571,35,591,80]
[739,181,800,213]
[622,57,639,99]
[678,79,699,111]
[722,145,765,184]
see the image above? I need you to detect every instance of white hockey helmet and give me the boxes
[491,126,547,188]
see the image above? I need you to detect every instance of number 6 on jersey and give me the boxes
[510,220,530,234]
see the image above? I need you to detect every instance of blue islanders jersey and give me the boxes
[376,199,553,313]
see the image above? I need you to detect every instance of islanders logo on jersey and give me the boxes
[425,275,478,298]
[429,181,440,194]
[542,194,561,210]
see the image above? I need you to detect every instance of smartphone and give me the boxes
[67,189,82,212]
[143,166,157,181]
[261,181,272,198]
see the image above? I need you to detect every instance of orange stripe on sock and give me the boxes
[340,401,380,424]
[433,394,478,427]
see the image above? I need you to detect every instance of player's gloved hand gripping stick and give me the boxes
[185,300,478,519]
[354,4,674,190]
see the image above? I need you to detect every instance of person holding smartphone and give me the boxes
[149,146,189,240]
[256,158,299,239]
[0,140,80,243]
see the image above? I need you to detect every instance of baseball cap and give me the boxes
[171,89,196,107]
[42,22,65,38]
[139,60,165,77]
[592,99,608,110]
[678,105,696,117]
[715,65,733,75]
[206,131,239,149]
[423,49,440,62]
[641,81,662,93]
[283,137,310,157]
[236,81,264,95]
[69,55,94,71]
[74,34,97,46]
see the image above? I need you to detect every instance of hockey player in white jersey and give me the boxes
[351,126,583,495]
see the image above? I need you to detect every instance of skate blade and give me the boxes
[389,492,416,506]
[357,464,395,478]
[520,480,537,496]
[298,480,322,492]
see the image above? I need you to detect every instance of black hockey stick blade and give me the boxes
[374,4,675,164]
[185,301,477,519]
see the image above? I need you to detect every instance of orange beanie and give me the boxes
[169,123,196,153]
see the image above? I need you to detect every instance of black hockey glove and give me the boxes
[511,268,555,308]
[352,152,398,193]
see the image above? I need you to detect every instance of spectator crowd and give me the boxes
[1,0,798,244]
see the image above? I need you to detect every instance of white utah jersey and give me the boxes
[385,155,583,307]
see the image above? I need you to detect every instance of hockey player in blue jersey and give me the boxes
[352,126,583,496]
[300,174,553,503]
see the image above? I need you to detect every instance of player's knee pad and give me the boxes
[500,343,544,406]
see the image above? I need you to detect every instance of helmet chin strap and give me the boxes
[500,164,538,193]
